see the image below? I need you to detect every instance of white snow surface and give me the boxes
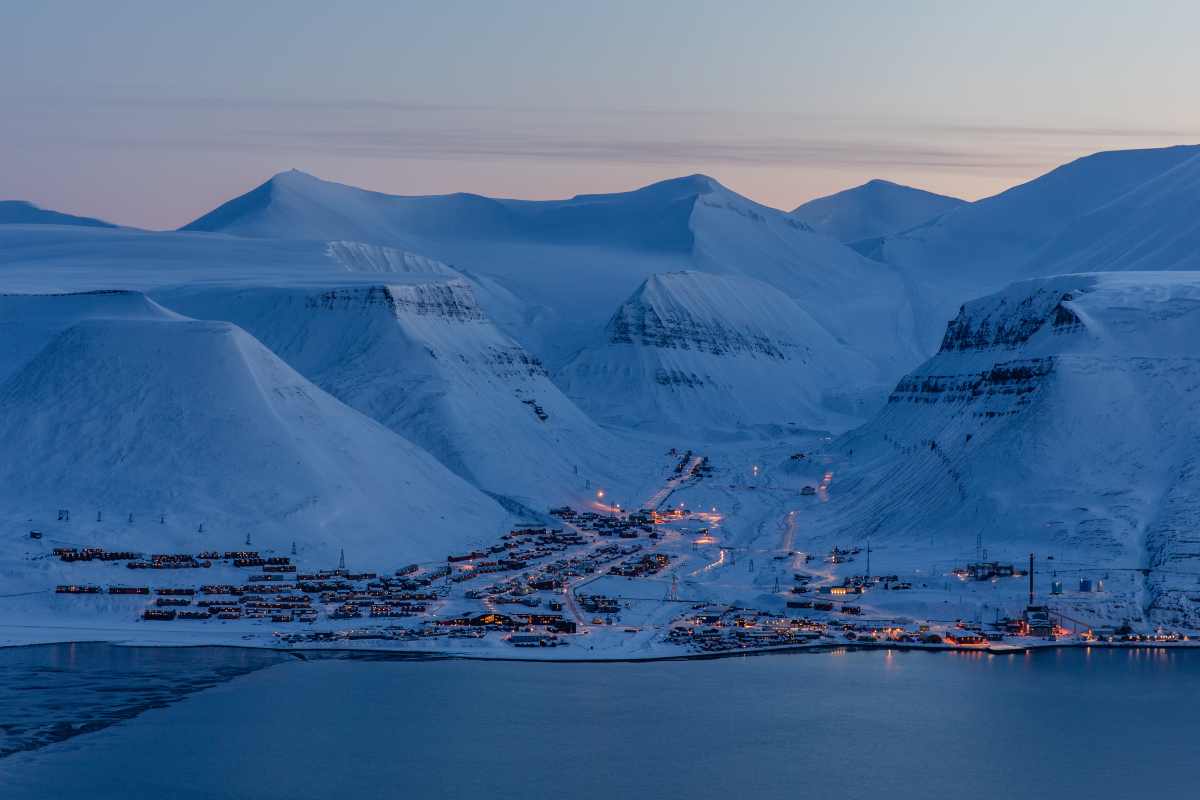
[157,279,642,512]
[862,144,1200,351]
[1029,151,1200,274]
[0,200,113,228]
[0,297,511,564]
[5,151,1200,651]
[179,170,926,385]
[806,271,1200,626]
[790,179,964,243]
[559,271,881,436]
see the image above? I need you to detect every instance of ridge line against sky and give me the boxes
[3,0,1200,228]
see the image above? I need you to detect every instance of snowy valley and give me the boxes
[5,146,1200,658]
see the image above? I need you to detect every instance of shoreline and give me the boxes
[4,635,1199,665]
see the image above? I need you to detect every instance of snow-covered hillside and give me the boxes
[0,296,510,564]
[860,145,1200,351]
[804,272,1200,626]
[157,279,637,512]
[0,200,114,228]
[790,179,964,243]
[1030,150,1200,274]
[0,290,183,382]
[8,149,1200,650]
[558,271,880,437]
[0,224,458,291]
[179,171,924,385]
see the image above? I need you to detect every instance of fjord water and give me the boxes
[1,645,1196,799]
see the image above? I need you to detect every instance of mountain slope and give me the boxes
[872,144,1200,273]
[156,280,634,511]
[860,144,1200,350]
[0,290,183,382]
[0,313,510,563]
[558,271,880,437]
[180,170,924,391]
[790,179,964,243]
[1030,150,1200,273]
[0,200,114,228]
[0,224,470,291]
[805,272,1200,626]
[183,169,704,252]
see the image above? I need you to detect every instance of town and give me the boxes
[37,455,1200,658]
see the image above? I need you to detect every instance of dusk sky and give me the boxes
[4,0,1199,229]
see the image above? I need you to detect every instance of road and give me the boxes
[643,455,703,511]
[780,510,798,553]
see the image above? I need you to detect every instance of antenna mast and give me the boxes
[1028,552,1035,606]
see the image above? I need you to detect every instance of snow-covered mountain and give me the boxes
[790,179,964,243]
[179,171,925,384]
[157,278,635,512]
[1029,150,1200,274]
[0,224,460,292]
[860,144,1200,351]
[0,290,183,382]
[182,168,704,252]
[807,272,1200,626]
[0,200,114,228]
[0,293,510,563]
[558,271,880,437]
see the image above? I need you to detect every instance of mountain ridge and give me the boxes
[0,200,115,229]
[790,179,965,243]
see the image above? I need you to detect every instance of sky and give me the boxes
[2,0,1199,229]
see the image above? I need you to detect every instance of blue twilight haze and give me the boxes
[2,0,1198,227]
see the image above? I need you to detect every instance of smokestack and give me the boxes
[1028,552,1035,606]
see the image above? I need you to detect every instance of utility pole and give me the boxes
[866,540,871,577]
[1028,552,1035,607]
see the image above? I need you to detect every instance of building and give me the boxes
[1023,606,1055,637]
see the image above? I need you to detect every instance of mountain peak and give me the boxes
[266,169,329,189]
[790,180,965,243]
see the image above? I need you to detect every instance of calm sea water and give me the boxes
[1,644,1196,799]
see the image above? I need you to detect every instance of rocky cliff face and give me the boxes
[938,287,1084,352]
[305,281,488,322]
[324,241,458,275]
[607,292,789,360]
[558,271,881,436]
[884,278,1100,418]
[814,272,1200,627]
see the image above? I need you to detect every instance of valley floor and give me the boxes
[3,432,1195,660]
